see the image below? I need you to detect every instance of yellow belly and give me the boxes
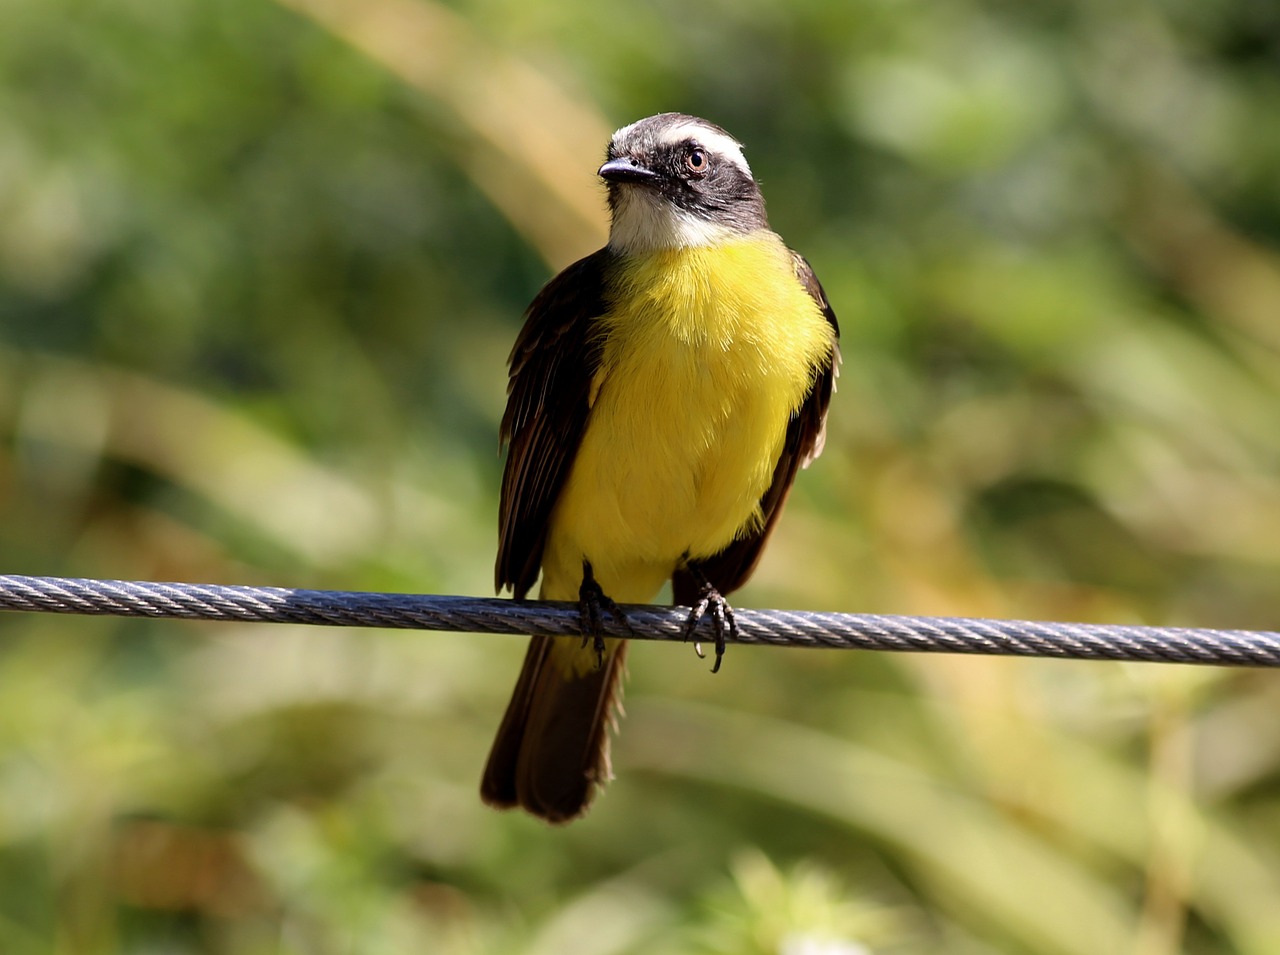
[539,232,834,603]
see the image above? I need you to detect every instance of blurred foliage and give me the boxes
[2,0,1280,952]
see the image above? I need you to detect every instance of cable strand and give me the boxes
[0,574,1278,667]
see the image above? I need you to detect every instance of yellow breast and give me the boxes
[540,231,834,602]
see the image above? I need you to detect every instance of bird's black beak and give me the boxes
[598,157,659,184]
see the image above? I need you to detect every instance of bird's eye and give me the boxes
[685,146,709,173]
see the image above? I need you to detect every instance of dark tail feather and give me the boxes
[480,635,627,823]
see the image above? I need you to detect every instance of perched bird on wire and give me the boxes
[482,112,840,823]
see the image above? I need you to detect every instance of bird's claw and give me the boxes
[579,560,630,668]
[682,582,737,673]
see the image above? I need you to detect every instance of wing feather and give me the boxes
[496,249,612,597]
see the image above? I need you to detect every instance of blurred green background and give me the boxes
[3,0,1280,952]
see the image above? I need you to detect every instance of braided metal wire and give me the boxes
[1,573,1278,667]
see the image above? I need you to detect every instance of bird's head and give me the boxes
[599,113,768,253]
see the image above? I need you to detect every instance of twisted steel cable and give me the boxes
[1,574,1278,667]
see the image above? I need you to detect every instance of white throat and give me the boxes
[606,187,741,253]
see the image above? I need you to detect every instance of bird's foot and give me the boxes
[579,560,630,668]
[682,577,738,674]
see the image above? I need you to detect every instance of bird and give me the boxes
[481,112,839,823]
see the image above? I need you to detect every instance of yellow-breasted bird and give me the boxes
[482,113,839,823]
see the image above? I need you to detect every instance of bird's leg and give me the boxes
[680,561,738,674]
[578,559,630,669]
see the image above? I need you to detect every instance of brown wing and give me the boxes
[496,248,612,598]
[672,251,840,604]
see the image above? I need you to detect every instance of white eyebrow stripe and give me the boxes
[657,123,751,176]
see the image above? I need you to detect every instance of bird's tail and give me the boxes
[480,635,628,823]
